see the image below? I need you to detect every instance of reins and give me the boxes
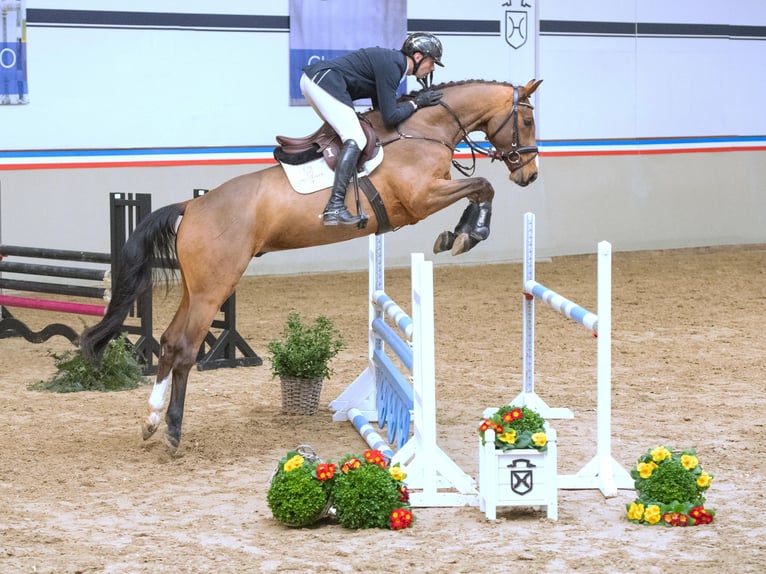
[380,85,539,177]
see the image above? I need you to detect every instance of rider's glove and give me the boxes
[412,90,443,109]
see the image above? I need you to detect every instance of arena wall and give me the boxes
[1,1,764,274]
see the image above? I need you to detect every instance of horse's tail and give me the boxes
[79,201,188,363]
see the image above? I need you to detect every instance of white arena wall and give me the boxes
[1,1,765,275]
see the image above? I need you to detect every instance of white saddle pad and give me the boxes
[280,146,384,194]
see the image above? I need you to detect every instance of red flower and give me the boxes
[506,408,524,421]
[363,449,387,469]
[677,514,689,527]
[478,419,491,432]
[399,485,410,503]
[390,508,413,530]
[689,506,713,525]
[341,458,362,474]
[315,463,336,481]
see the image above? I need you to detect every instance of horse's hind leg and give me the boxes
[142,288,228,454]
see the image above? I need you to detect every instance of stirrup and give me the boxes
[322,207,361,227]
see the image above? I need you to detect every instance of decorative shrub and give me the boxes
[29,334,147,392]
[266,448,335,527]
[626,446,715,527]
[267,312,345,380]
[330,450,413,530]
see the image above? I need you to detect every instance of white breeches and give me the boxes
[299,72,367,148]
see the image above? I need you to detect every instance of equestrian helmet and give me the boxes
[401,32,444,67]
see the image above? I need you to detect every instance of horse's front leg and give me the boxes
[427,177,495,256]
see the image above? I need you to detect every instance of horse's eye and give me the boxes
[524,118,533,127]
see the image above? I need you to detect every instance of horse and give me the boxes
[79,78,543,454]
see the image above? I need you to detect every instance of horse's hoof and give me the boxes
[142,423,159,441]
[451,233,480,256]
[433,231,456,253]
[163,433,182,457]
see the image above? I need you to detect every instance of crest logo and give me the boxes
[507,458,536,495]
[505,10,528,49]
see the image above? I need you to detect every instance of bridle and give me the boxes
[383,86,538,177]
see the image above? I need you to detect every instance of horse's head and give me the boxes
[485,79,542,187]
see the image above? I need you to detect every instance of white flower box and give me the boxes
[479,423,558,520]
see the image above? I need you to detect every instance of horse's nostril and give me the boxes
[529,172,538,183]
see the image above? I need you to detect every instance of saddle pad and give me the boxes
[280,147,385,194]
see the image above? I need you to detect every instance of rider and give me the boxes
[300,32,445,226]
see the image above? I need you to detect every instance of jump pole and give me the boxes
[517,212,631,497]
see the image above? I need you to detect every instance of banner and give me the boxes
[0,0,26,105]
[500,0,537,85]
[288,0,407,106]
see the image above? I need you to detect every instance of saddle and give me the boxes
[274,115,380,170]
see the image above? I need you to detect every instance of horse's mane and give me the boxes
[361,79,517,120]
[405,79,516,99]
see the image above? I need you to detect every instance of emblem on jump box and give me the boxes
[502,0,532,49]
[507,458,536,495]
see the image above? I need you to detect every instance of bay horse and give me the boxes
[80,78,543,454]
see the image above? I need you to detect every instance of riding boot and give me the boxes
[323,140,362,226]
[433,201,480,253]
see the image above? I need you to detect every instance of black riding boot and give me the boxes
[323,140,362,226]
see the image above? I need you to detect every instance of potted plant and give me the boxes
[626,446,715,527]
[266,446,336,527]
[267,311,345,415]
[331,449,414,530]
[477,404,558,520]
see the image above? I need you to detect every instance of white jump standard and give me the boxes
[517,212,632,497]
[331,235,478,507]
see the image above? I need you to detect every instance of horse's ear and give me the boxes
[523,79,543,97]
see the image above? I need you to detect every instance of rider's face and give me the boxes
[413,54,436,78]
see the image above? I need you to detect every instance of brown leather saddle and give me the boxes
[274,115,380,170]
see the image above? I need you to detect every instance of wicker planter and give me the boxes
[280,376,324,415]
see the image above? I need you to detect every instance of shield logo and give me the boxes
[508,458,536,495]
[505,10,528,49]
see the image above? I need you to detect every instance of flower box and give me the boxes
[479,421,558,520]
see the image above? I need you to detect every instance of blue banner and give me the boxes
[0,0,27,105]
[288,0,407,105]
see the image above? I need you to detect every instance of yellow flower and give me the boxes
[389,465,407,482]
[627,502,645,521]
[681,454,699,470]
[643,505,662,525]
[697,471,712,488]
[283,454,304,472]
[497,430,517,444]
[650,446,671,462]
[531,432,547,447]
[637,461,657,479]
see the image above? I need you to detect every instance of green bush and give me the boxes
[266,450,333,527]
[29,334,147,392]
[332,456,404,529]
[267,312,345,380]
